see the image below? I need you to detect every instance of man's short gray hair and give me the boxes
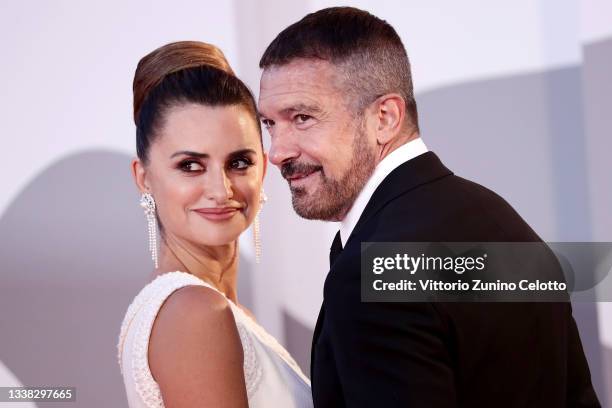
[259,6,419,132]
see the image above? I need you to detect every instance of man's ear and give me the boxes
[131,158,150,194]
[373,93,406,145]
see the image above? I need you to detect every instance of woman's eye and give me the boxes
[179,161,204,172]
[230,157,252,170]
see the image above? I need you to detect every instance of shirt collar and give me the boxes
[338,138,428,246]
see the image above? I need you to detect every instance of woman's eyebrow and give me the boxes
[228,148,257,158]
[170,150,209,159]
[170,149,257,160]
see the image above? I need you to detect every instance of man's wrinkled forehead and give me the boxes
[259,59,341,100]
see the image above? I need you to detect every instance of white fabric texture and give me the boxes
[117,271,313,408]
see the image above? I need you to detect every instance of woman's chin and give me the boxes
[192,229,244,247]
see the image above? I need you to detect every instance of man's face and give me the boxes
[258,59,376,221]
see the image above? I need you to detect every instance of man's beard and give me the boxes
[281,124,376,221]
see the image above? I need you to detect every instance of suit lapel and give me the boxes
[311,231,342,375]
[344,151,453,248]
[310,303,325,376]
[311,152,452,378]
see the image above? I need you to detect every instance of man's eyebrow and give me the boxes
[283,103,322,115]
[170,150,209,159]
[258,103,322,119]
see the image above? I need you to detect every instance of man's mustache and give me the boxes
[281,161,324,180]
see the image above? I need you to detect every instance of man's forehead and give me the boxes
[258,60,342,115]
[260,59,338,92]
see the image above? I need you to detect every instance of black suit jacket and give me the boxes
[310,152,599,407]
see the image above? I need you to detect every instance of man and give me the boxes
[258,6,599,407]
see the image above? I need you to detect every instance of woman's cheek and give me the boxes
[158,182,192,225]
[173,179,203,207]
[242,179,261,215]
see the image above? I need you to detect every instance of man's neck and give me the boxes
[338,136,428,245]
[376,131,420,164]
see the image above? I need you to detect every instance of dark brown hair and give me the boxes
[134,41,261,163]
[260,7,419,132]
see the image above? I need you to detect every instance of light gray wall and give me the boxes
[582,36,612,407]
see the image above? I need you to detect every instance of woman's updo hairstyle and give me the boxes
[133,41,261,164]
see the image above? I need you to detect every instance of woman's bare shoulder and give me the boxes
[148,285,248,406]
[165,284,231,315]
[150,284,239,349]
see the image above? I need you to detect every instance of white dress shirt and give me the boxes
[338,138,428,246]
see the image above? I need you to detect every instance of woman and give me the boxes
[117,41,312,407]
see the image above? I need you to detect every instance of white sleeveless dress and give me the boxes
[117,271,313,408]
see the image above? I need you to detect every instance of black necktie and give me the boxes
[329,231,343,267]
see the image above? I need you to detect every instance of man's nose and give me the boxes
[269,129,299,166]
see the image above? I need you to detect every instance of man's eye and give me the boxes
[294,114,312,124]
[179,161,204,172]
[230,157,253,170]
[262,119,274,129]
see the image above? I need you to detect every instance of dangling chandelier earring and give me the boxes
[254,188,268,264]
[140,192,158,269]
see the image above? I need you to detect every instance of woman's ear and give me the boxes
[131,158,150,194]
[373,93,406,145]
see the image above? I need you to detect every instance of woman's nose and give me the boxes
[206,168,233,203]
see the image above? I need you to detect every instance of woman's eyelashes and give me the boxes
[177,156,254,174]
[178,159,204,173]
[229,156,254,170]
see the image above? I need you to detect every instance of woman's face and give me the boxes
[135,103,266,247]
